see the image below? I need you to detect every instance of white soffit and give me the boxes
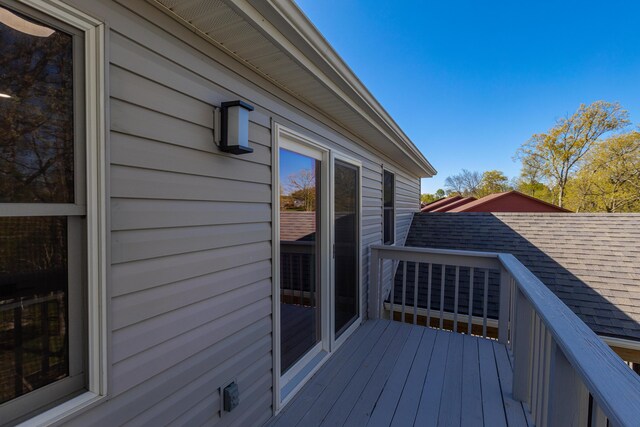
[152,0,436,177]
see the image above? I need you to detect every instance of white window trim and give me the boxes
[9,1,108,425]
[383,169,396,245]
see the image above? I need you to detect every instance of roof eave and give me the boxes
[234,0,437,177]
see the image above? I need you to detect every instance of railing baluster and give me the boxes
[531,314,540,423]
[547,340,589,426]
[401,261,407,323]
[439,264,446,330]
[482,269,488,338]
[427,263,432,327]
[510,276,517,350]
[538,324,550,425]
[368,247,381,319]
[498,268,510,344]
[468,267,474,335]
[453,266,459,333]
[413,262,419,325]
[390,260,395,321]
[513,288,533,403]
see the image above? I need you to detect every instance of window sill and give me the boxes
[17,392,105,427]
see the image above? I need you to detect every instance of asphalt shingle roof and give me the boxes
[402,212,640,341]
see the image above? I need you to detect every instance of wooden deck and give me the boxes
[266,319,531,427]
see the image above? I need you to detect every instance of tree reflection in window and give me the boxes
[0,6,74,203]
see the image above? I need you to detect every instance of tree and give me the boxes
[477,170,511,197]
[420,189,446,205]
[567,131,640,212]
[444,169,482,197]
[282,168,316,211]
[516,101,630,208]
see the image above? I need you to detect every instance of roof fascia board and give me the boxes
[230,0,436,176]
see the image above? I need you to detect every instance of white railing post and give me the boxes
[368,247,381,320]
[547,342,589,426]
[498,268,511,344]
[512,288,533,402]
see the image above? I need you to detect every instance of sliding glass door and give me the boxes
[279,148,322,374]
[333,159,360,338]
[275,126,362,407]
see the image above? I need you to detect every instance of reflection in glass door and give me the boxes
[279,148,321,373]
[334,160,359,337]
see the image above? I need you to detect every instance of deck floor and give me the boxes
[267,319,531,427]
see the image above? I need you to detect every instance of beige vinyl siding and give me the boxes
[57,0,422,425]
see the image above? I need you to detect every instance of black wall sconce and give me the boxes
[214,100,254,155]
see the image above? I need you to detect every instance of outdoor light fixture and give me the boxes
[214,100,254,155]
[0,93,11,99]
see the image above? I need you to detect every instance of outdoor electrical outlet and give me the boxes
[223,382,239,412]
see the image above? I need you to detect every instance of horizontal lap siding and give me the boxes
[63,0,422,425]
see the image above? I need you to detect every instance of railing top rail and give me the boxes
[498,253,640,427]
[370,245,503,269]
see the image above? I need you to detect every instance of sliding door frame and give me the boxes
[272,123,363,413]
[330,152,363,351]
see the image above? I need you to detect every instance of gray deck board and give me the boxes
[460,334,484,426]
[389,327,436,427]
[493,341,530,427]
[267,320,381,427]
[320,321,403,426]
[414,330,451,426]
[437,332,464,426]
[479,338,508,427]
[342,323,413,426]
[366,326,424,427]
[296,320,394,426]
[266,320,530,427]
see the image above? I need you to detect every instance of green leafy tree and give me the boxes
[516,101,630,208]
[477,170,511,197]
[566,131,640,212]
[420,189,446,205]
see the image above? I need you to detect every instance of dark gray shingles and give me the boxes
[403,213,640,342]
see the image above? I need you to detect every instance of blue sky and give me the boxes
[294,0,640,194]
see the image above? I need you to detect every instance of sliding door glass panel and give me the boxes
[279,148,321,373]
[334,160,359,337]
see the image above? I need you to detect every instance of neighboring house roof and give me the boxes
[430,197,477,212]
[447,191,570,213]
[153,0,436,177]
[280,211,316,241]
[403,213,640,341]
[421,195,462,212]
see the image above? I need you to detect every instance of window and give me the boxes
[383,170,394,244]
[0,1,105,424]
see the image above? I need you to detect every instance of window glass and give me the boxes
[279,148,322,373]
[383,170,394,244]
[0,5,74,203]
[0,3,81,420]
[0,216,69,404]
[383,170,394,208]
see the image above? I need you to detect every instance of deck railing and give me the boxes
[369,245,640,427]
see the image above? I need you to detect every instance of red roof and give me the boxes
[447,191,570,213]
[430,197,477,212]
[421,195,463,212]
